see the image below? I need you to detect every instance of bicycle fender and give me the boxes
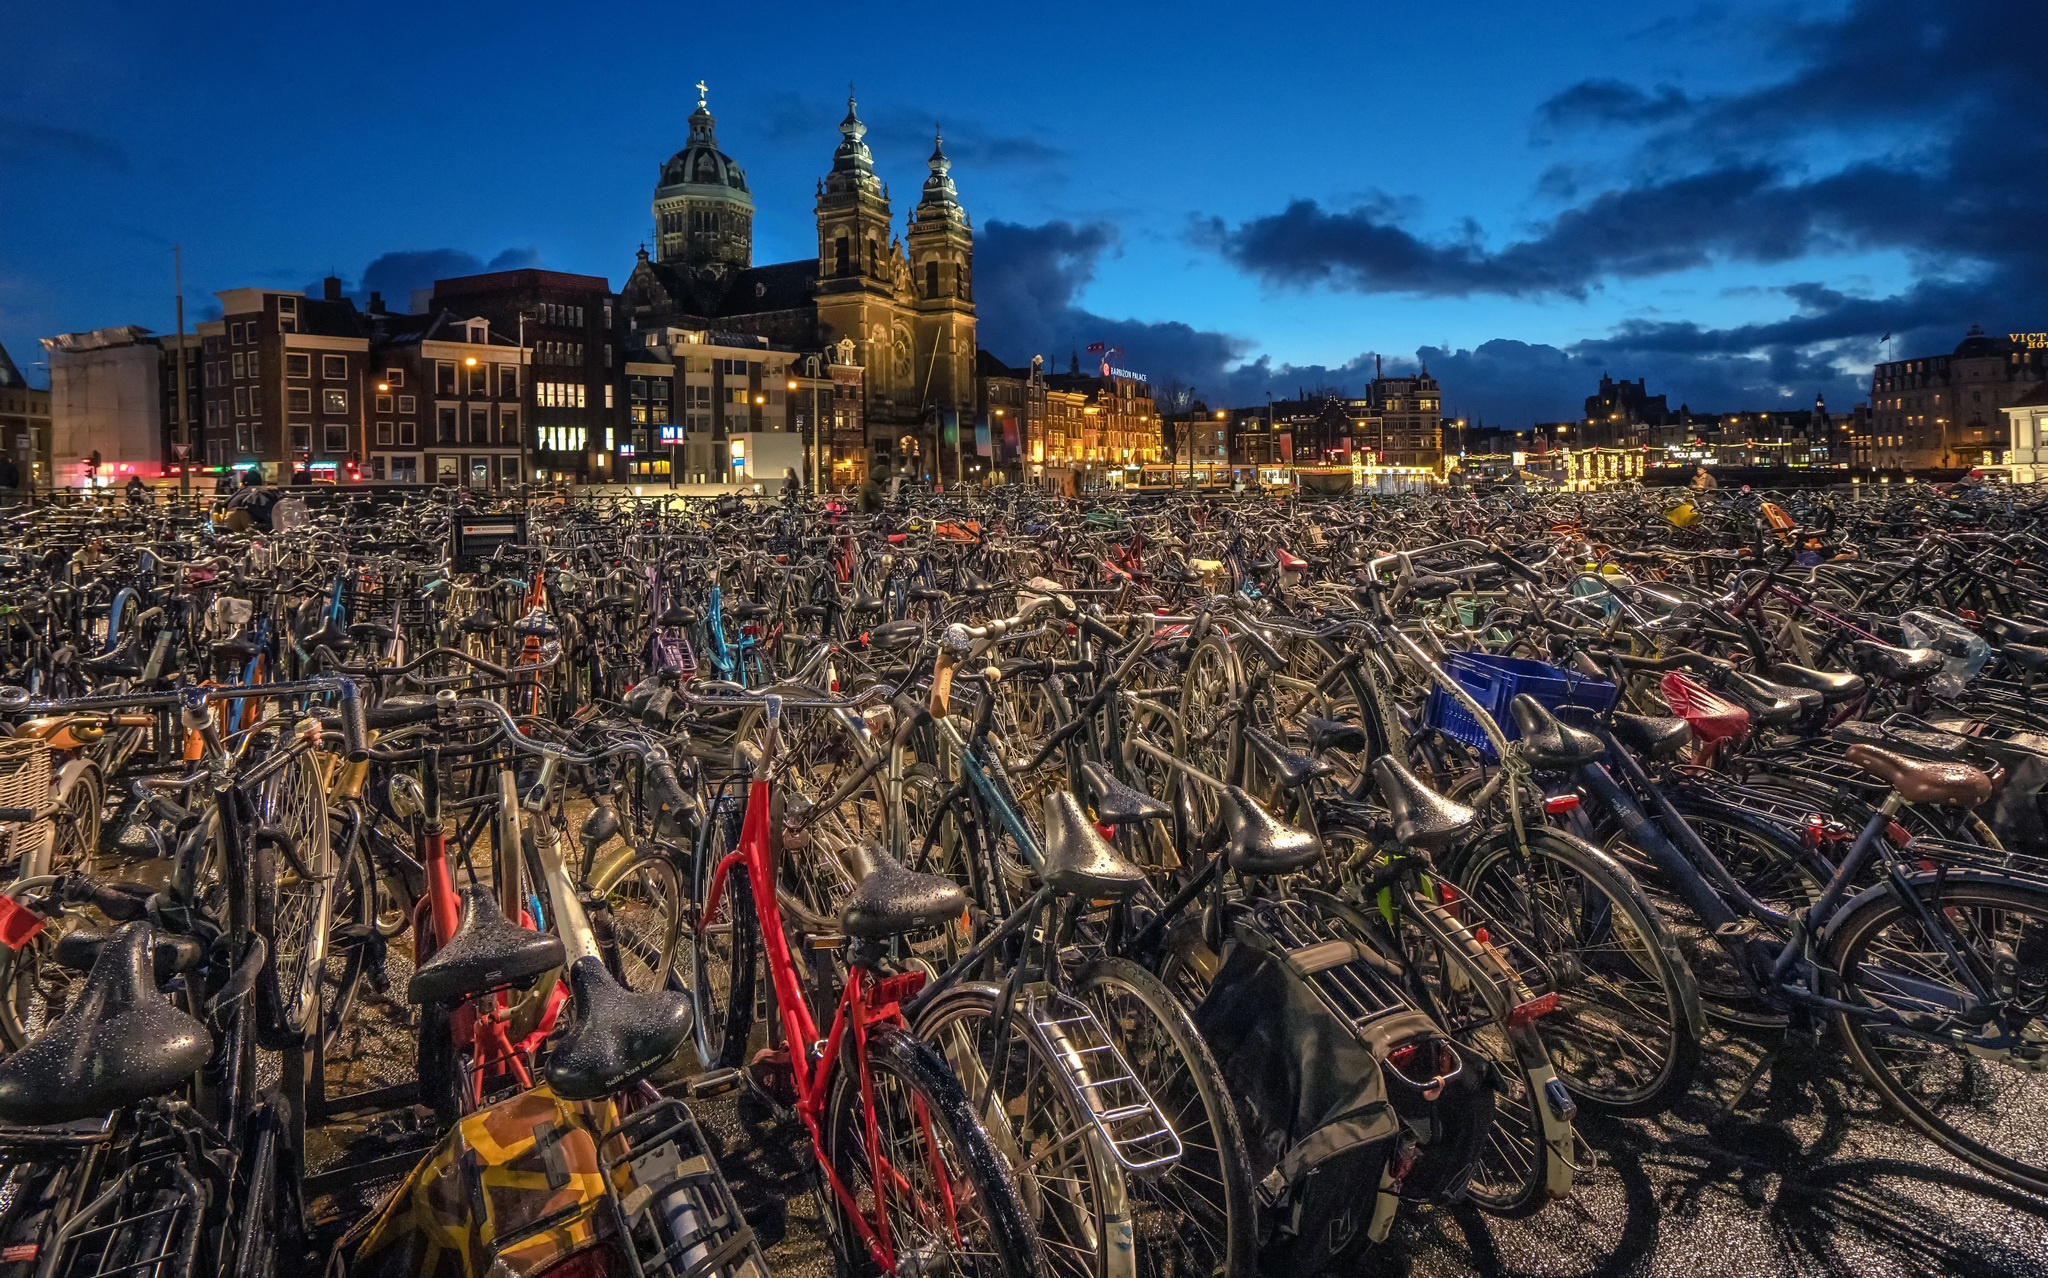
[1815,867,2025,954]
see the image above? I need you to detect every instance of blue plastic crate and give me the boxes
[1422,651,1619,759]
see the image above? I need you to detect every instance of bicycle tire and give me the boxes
[1450,827,1702,1114]
[914,983,1122,1278]
[593,850,683,993]
[819,1019,1045,1278]
[1827,874,2048,1195]
[689,818,757,1071]
[1075,957,1259,1278]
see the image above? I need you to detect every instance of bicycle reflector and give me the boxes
[1542,794,1581,815]
[1508,991,1560,1029]
[1659,672,1751,743]
[0,896,41,950]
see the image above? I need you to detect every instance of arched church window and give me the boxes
[925,260,939,300]
[834,236,850,277]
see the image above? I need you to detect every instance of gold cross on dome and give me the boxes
[696,80,708,107]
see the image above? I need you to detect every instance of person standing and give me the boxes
[0,453,20,499]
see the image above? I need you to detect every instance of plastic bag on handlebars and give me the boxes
[1900,609,1990,698]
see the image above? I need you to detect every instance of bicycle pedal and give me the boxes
[745,1047,798,1108]
[687,1068,744,1098]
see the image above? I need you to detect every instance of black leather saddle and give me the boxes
[1985,614,2048,649]
[0,923,212,1125]
[408,886,565,1005]
[1769,663,1866,704]
[839,847,967,940]
[1304,717,1368,755]
[544,957,693,1101]
[1217,786,1320,875]
[1078,761,1169,826]
[1609,711,1692,761]
[728,602,771,623]
[82,637,142,678]
[866,620,923,653]
[1370,758,1477,852]
[1244,727,1335,790]
[1850,640,1944,685]
[1718,670,1813,727]
[1040,791,1146,899]
[460,607,502,635]
[1508,694,1603,770]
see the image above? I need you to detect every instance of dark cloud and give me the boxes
[0,116,127,173]
[1195,0,2048,420]
[306,247,541,310]
[1535,79,1695,132]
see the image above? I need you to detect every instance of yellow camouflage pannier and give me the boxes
[342,1087,765,1278]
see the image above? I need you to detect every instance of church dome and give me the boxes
[659,88,748,195]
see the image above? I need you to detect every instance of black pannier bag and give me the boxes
[1194,901,1494,1274]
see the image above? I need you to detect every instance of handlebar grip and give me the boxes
[0,807,37,822]
[337,679,368,763]
[648,759,690,812]
[84,881,151,922]
[367,694,444,729]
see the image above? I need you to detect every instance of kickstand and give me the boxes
[1724,1048,1775,1112]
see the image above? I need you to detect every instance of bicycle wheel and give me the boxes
[914,984,1120,1278]
[820,1019,1044,1278]
[319,828,376,1049]
[48,761,103,878]
[596,851,683,992]
[1451,828,1701,1114]
[258,743,333,1042]
[1076,957,1258,1278]
[689,804,757,1071]
[1828,876,2048,1194]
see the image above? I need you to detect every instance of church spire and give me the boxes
[688,79,717,146]
[824,86,882,199]
[914,125,964,226]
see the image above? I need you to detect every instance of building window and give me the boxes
[926,260,939,299]
[835,236,850,277]
[232,352,245,378]
[501,406,519,439]
[384,367,404,387]
[285,353,310,378]
[498,365,518,398]
[324,424,348,453]
[234,387,247,416]
[375,393,394,414]
[470,408,489,443]
[320,354,346,380]
[376,422,394,446]
[399,420,416,446]
[398,394,415,414]
[602,300,613,329]
[435,362,456,395]
[323,388,348,415]
[468,364,487,396]
[288,387,312,414]
[605,384,615,409]
[290,423,311,450]
[437,407,457,443]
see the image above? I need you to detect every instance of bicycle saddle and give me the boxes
[543,956,693,1101]
[460,606,502,634]
[1405,574,1462,601]
[866,620,923,653]
[407,885,565,1006]
[0,922,211,1125]
[1369,758,1477,852]
[512,611,559,640]
[1718,671,1814,727]
[850,593,886,615]
[728,602,770,622]
[1040,790,1147,899]
[1768,663,1866,704]
[1508,694,1604,769]
[349,620,396,645]
[1244,727,1335,790]
[655,605,699,628]
[1983,614,2048,649]
[1849,640,1943,685]
[1608,711,1692,761]
[1078,761,1170,826]
[1830,719,1975,763]
[81,637,141,677]
[1843,743,1991,808]
[2003,644,2048,678]
[839,846,968,941]
[1217,785,1321,875]
[53,927,203,985]
[1304,717,1368,755]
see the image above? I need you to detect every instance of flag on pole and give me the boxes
[1086,342,1106,354]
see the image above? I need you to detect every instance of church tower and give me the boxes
[906,130,976,426]
[652,83,753,277]
[815,92,906,411]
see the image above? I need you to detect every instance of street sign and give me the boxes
[172,443,192,460]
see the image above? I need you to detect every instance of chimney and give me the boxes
[323,275,343,302]
[369,291,384,314]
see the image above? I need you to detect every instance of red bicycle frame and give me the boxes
[697,771,962,1273]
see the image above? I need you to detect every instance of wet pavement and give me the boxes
[308,966,2048,1278]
